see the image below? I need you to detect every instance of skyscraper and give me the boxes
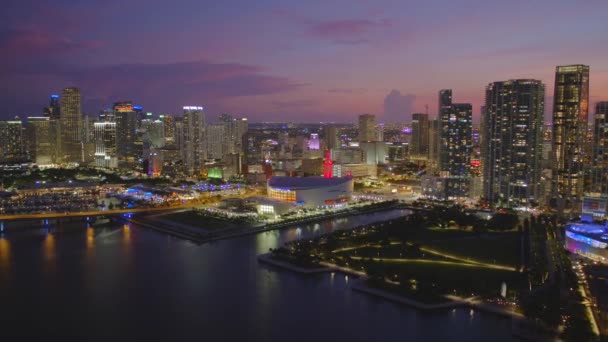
[0,119,25,162]
[552,65,590,207]
[94,121,118,169]
[411,113,429,156]
[592,102,608,193]
[207,123,225,160]
[114,101,140,168]
[43,94,60,119]
[428,118,441,169]
[483,80,544,207]
[438,89,472,198]
[183,106,206,175]
[60,87,83,164]
[325,125,339,150]
[26,117,53,165]
[358,114,376,142]
[438,89,452,172]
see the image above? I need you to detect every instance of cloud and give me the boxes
[383,89,416,123]
[0,60,303,117]
[310,19,392,45]
[0,29,101,61]
[327,88,367,94]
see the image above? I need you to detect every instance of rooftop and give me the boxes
[268,176,352,190]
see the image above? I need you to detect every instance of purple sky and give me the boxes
[1,0,608,123]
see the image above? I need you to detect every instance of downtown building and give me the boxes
[60,87,83,164]
[93,109,118,169]
[358,114,376,143]
[592,102,608,194]
[482,79,544,208]
[0,119,25,162]
[437,89,472,198]
[410,113,430,157]
[114,101,142,169]
[26,117,55,165]
[551,65,590,210]
[182,106,206,175]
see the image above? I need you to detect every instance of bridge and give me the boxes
[0,205,193,221]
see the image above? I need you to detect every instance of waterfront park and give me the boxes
[265,205,599,341]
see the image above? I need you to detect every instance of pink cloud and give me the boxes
[0,29,101,59]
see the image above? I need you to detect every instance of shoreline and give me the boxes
[131,201,406,244]
[258,252,525,321]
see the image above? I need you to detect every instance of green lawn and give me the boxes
[369,261,525,297]
[422,231,521,267]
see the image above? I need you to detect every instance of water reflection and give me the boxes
[86,227,95,261]
[256,231,280,254]
[43,233,56,274]
[0,237,10,274]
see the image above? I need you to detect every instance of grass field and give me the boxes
[421,231,521,267]
[371,261,525,297]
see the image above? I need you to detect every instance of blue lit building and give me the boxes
[565,222,608,264]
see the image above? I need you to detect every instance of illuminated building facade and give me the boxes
[552,65,589,207]
[0,119,25,162]
[411,113,429,157]
[438,89,472,197]
[94,121,117,168]
[43,94,60,119]
[308,133,320,150]
[592,102,608,193]
[183,106,206,175]
[206,123,225,160]
[114,101,140,168]
[483,79,544,207]
[26,117,53,165]
[565,222,608,264]
[358,114,376,143]
[60,87,83,164]
[267,176,353,208]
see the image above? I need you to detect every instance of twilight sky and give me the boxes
[1,0,608,123]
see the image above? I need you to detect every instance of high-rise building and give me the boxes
[411,113,429,156]
[43,94,60,119]
[325,125,339,150]
[483,79,544,207]
[60,87,83,164]
[358,114,376,142]
[375,123,384,142]
[552,65,590,207]
[438,89,453,172]
[207,123,225,160]
[428,118,441,170]
[0,119,25,162]
[114,101,140,168]
[592,102,608,193]
[183,106,206,175]
[161,114,175,145]
[438,89,472,198]
[26,117,53,165]
[94,121,117,168]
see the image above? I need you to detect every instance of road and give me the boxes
[0,204,195,221]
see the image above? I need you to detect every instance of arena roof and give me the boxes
[268,176,352,190]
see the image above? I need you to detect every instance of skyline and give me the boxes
[2,0,608,122]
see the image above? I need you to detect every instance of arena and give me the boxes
[267,176,354,208]
[565,222,608,264]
